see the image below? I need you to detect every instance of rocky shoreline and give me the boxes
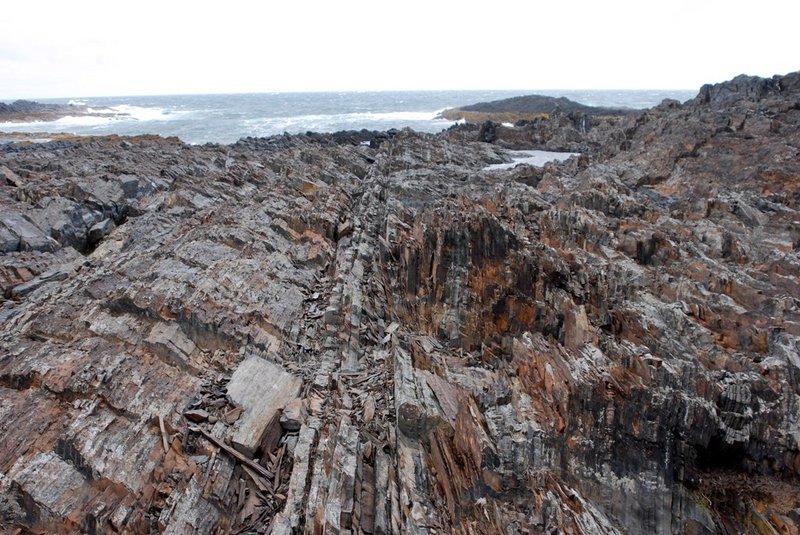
[0,99,122,125]
[0,72,799,534]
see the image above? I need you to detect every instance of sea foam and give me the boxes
[243,109,453,137]
[108,104,180,122]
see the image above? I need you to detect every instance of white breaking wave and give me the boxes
[243,109,453,136]
[353,110,446,122]
[253,110,443,125]
[68,99,87,106]
[107,104,181,122]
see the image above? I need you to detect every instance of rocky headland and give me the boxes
[437,93,636,124]
[0,100,121,125]
[0,72,799,534]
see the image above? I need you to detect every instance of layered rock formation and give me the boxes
[1,72,799,534]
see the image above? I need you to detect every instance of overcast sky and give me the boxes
[1,0,797,98]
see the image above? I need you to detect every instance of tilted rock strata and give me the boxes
[0,72,799,534]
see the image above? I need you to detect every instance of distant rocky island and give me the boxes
[438,93,637,123]
[1,72,799,534]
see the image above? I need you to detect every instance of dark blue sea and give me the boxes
[0,90,697,145]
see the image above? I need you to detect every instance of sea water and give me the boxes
[484,150,581,171]
[0,89,697,145]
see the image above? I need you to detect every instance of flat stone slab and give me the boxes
[227,356,302,457]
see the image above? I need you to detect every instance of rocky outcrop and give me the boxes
[457,94,635,116]
[693,72,800,107]
[0,71,799,534]
[438,93,637,125]
[0,100,123,124]
[0,100,71,116]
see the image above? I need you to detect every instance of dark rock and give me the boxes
[694,73,782,106]
[478,120,498,143]
[87,219,113,245]
[118,175,140,198]
[0,224,20,253]
[28,197,87,251]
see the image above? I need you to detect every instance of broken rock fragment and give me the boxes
[226,356,302,457]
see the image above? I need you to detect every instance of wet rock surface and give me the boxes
[0,72,799,534]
